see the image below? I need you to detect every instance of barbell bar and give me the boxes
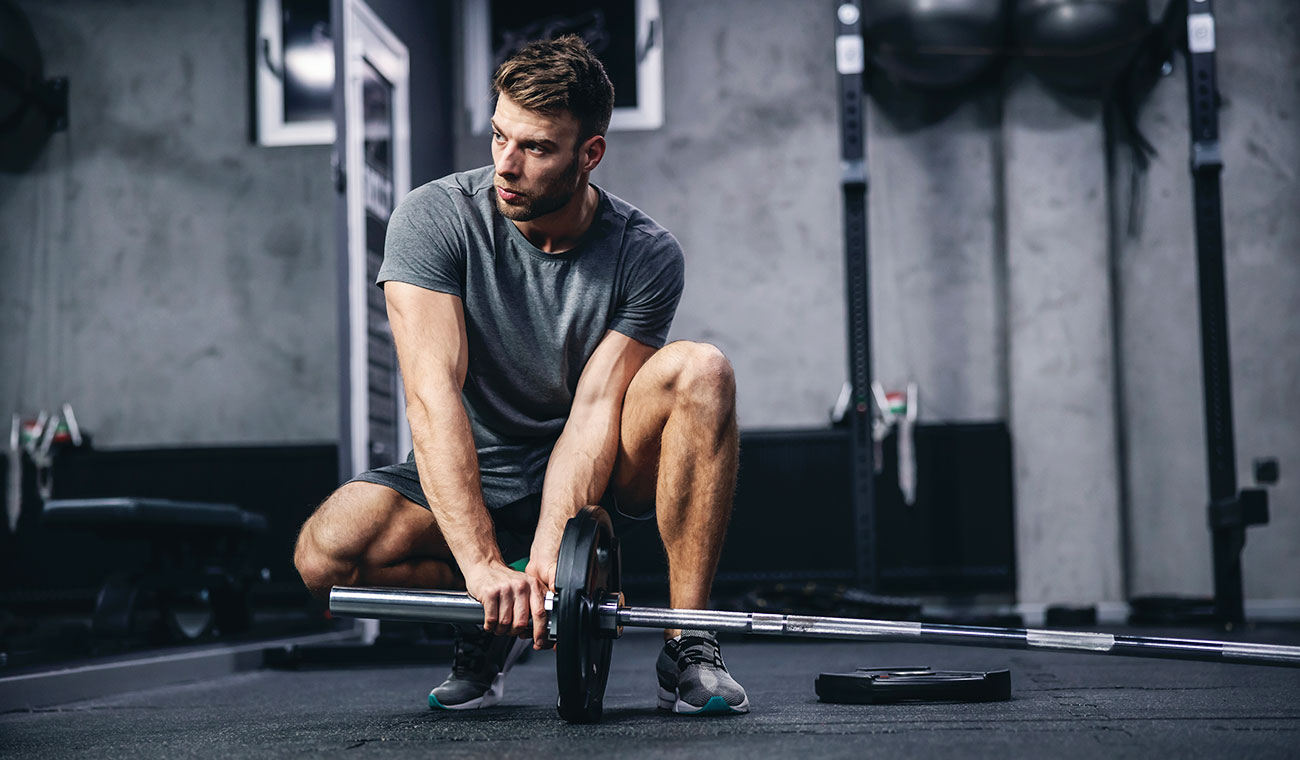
[329,585,1300,668]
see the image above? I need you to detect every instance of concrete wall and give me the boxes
[1113,1,1300,599]
[0,0,456,449]
[1,0,337,446]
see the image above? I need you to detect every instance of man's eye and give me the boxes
[491,131,504,141]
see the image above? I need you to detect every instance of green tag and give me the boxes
[508,556,529,572]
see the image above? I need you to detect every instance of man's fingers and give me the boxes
[481,592,499,634]
[530,578,548,649]
[511,587,530,637]
[496,588,516,635]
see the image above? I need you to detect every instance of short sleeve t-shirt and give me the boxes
[377,165,685,509]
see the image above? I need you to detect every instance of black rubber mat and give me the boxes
[2,629,1298,758]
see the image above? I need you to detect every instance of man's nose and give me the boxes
[495,143,521,177]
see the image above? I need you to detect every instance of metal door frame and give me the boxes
[337,0,411,480]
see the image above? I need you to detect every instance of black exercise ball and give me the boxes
[861,0,1010,91]
[1015,0,1150,97]
[0,0,54,173]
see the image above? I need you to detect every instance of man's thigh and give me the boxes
[305,480,453,564]
[607,341,705,514]
[313,479,548,566]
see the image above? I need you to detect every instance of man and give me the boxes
[294,35,748,716]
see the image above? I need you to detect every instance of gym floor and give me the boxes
[4,628,1298,758]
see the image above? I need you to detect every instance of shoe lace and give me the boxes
[451,629,490,676]
[677,636,724,669]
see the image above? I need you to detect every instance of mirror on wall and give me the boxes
[254,0,335,146]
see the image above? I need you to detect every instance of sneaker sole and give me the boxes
[429,637,532,711]
[657,686,750,715]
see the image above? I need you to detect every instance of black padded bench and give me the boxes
[43,498,269,642]
[44,498,269,534]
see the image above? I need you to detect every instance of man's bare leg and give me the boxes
[612,341,739,637]
[294,481,464,597]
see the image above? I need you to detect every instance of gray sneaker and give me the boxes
[656,630,750,715]
[429,626,531,710]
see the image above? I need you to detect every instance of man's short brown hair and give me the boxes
[492,35,615,145]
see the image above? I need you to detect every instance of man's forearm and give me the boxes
[535,409,622,554]
[406,384,502,570]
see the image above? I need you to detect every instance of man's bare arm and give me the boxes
[385,282,498,567]
[385,282,544,639]
[529,330,657,583]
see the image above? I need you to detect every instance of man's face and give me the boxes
[490,94,585,222]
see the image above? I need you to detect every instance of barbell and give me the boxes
[331,506,1300,724]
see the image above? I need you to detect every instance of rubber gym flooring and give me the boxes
[3,628,1297,759]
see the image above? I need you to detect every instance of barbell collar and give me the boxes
[544,591,556,640]
[597,592,624,638]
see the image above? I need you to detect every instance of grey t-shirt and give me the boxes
[377,166,685,509]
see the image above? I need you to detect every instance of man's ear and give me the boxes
[579,134,606,173]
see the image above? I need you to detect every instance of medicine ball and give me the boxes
[0,0,56,173]
[1014,0,1150,97]
[861,0,1010,91]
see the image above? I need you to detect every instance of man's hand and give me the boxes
[463,561,550,649]
[526,527,562,587]
[524,553,559,595]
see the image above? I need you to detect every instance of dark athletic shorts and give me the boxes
[349,459,653,563]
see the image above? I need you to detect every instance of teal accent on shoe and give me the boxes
[507,556,529,571]
[688,696,737,715]
[429,692,447,710]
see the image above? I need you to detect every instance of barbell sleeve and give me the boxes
[330,587,488,625]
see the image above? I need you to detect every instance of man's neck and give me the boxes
[513,181,599,254]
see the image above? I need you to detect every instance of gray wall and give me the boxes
[0,0,457,450]
[1,0,338,446]
[455,0,1297,604]
[2,0,1296,605]
[1113,1,1300,600]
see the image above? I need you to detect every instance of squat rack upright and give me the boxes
[831,0,1274,619]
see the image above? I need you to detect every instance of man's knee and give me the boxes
[294,537,355,598]
[668,341,736,415]
[294,539,354,598]
[293,483,383,595]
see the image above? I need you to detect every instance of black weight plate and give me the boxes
[816,666,1011,704]
[554,506,619,723]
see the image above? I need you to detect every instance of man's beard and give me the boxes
[495,155,582,222]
